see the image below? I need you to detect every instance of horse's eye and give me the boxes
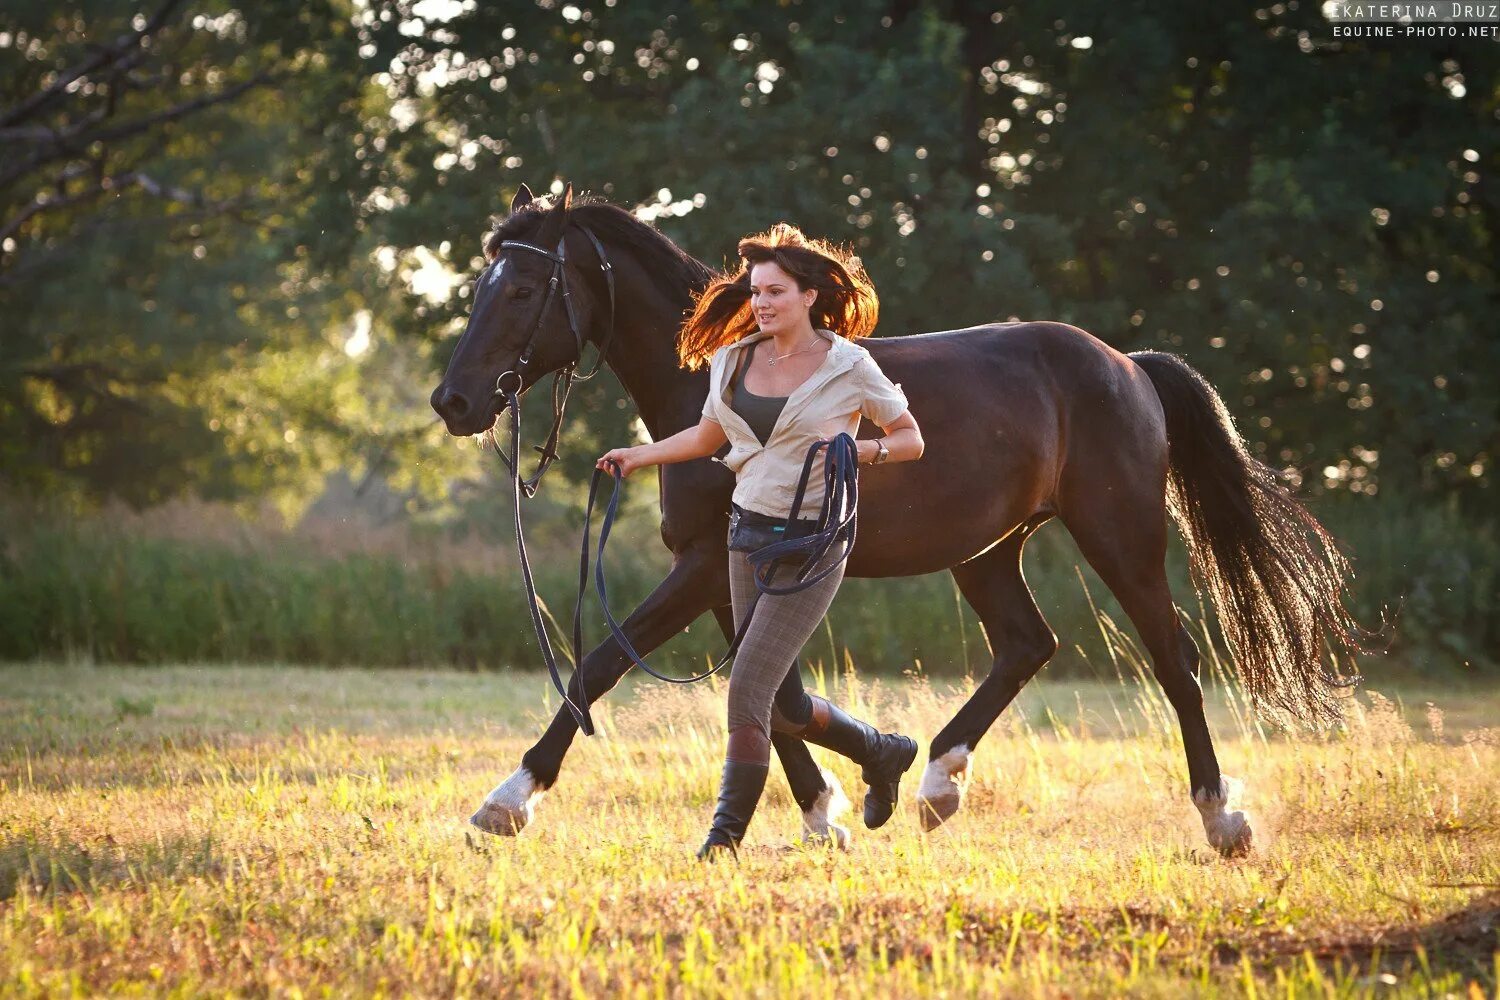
[513,287,533,300]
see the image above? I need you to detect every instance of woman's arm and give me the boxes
[856,410,923,465]
[596,416,730,477]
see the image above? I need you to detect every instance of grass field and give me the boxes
[1,661,1497,997]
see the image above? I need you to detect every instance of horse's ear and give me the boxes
[510,183,534,213]
[535,182,573,245]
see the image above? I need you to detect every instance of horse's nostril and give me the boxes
[433,386,471,422]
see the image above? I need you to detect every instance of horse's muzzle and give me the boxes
[431,383,506,436]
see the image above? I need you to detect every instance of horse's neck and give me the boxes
[598,266,709,441]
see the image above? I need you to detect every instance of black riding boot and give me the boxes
[799,696,918,829]
[697,760,770,860]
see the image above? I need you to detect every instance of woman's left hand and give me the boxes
[597,446,649,478]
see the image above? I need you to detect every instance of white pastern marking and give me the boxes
[470,765,544,837]
[917,744,971,832]
[801,768,852,849]
[1193,775,1254,857]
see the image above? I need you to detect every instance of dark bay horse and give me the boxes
[431,184,1368,856]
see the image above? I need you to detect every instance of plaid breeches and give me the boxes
[725,540,846,755]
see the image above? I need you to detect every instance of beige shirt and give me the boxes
[701,328,910,517]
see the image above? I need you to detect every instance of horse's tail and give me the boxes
[1129,350,1373,725]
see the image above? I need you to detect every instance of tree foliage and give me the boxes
[372,0,1496,510]
[1,1,1494,516]
[0,0,460,511]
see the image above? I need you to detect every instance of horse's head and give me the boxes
[431,182,608,436]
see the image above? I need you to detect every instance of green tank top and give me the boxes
[729,339,788,445]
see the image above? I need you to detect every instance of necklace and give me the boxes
[766,338,822,367]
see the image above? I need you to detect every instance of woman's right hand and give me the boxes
[597,446,649,478]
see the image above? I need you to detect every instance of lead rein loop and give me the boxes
[585,432,860,690]
[496,386,858,734]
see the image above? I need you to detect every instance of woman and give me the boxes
[597,223,925,858]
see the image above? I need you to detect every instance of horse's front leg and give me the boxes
[471,544,727,836]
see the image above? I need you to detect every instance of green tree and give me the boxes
[0,0,462,512]
[372,0,1495,510]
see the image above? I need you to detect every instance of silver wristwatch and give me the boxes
[873,438,890,465]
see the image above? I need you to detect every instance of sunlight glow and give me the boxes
[344,310,373,357]
[411,0,469,19]
[634,188,705,222]
[406,246,464,304]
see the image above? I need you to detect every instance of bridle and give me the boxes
[482,223,616,734]
[486,225,616,499]
[480,223,858,739]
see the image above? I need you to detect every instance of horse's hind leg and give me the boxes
[919,521,1059,831]
[1059,486,1252,856]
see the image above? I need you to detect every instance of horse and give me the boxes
[430,183,1370,856]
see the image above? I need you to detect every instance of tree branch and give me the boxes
[0,168,251,248]
[0,0,187,129]
[0,70,277,194]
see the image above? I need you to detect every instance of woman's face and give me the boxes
[749,261,816,336]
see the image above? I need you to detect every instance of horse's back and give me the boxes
[846,321,1168,574]
[866,320,1137,381]
[847,323,1082,572]
[863,320,1160,443]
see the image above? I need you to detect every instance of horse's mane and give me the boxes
[485,194,716,306]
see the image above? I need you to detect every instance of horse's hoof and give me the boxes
[1207,810,1254,857]
[916,745,971,832]
[800,768,852,849]
[1194,777,1254,857]
[470,766,544,837]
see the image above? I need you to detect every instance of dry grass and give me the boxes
[0,661,1496,997]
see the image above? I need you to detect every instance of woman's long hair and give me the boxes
[677,223,879,370]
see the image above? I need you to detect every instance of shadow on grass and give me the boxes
[1260,890,1499,990]
[795,897,1498,991]
[0,831,224,901]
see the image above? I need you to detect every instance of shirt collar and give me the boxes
[726,327,853,357]
[711,328,862,438]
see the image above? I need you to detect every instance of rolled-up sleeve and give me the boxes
[857,354,909,426]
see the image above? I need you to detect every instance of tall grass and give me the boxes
[0,657,1496,996]
[0,506,674,670]
[1,490,1492,676]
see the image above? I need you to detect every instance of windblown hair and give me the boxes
[677,223,879,371]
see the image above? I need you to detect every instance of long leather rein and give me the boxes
[485,227,860,737]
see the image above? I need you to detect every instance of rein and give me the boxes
[587,432,860,683]
[490,412,858,736]
[481,223,859,737]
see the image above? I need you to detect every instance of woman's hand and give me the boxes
[597,446,651,478]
